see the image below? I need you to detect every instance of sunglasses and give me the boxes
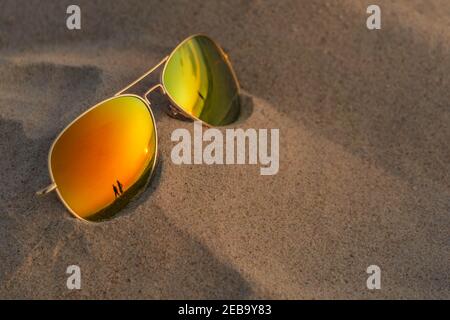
[36,34,241,222]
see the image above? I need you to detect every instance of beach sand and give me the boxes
[0,0,449,299]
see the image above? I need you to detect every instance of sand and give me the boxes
[0,0,449,299]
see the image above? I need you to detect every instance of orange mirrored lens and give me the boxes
[50,95,157,221]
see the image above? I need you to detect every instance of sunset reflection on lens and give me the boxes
[50,95,157,221]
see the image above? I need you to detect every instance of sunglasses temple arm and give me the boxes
[114,56,169,96]
[36,183,57,196]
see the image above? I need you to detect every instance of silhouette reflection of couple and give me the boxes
[112,180,124,198]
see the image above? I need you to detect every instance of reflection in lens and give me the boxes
[50,95,157,221]
[163,35,240,126]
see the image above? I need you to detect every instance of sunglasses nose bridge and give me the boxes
[143,84,190,121]
[115,56,168,97]
[143,83,166,103]
[36,182,57,196]
[143,83,165,107]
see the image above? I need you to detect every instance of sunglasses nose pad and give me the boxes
[165,103,192,121]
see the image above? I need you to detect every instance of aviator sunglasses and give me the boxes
[37,34,241,222]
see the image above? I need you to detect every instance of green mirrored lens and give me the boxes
[162,35,240,126]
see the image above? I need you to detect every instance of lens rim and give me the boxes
[161,34,241,127]
[47,94,159,223]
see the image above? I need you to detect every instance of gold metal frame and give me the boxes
[160,34,241,127]
[38,94,159,223]
[37,34,240,223]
